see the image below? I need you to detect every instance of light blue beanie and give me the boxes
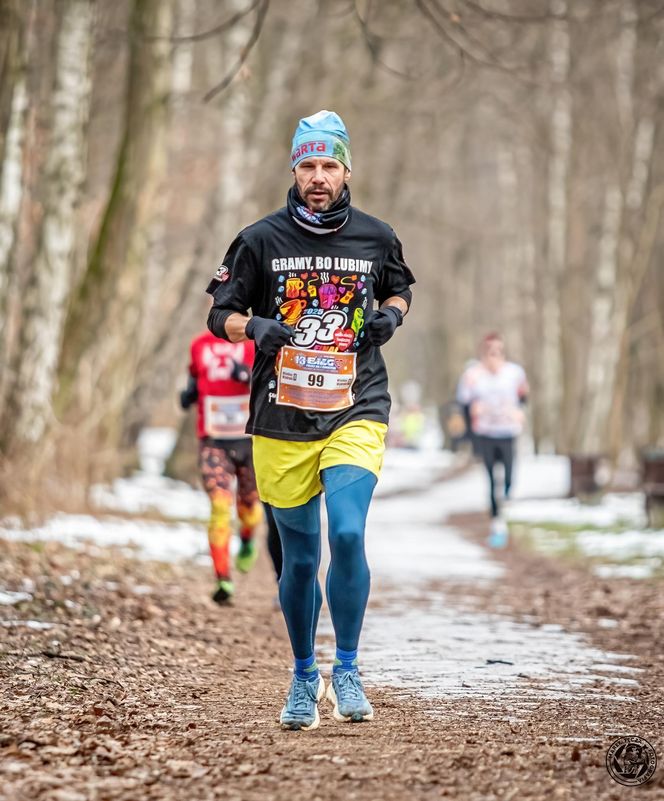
[290,110,351,170]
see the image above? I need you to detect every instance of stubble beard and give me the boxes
[300,182,344,213]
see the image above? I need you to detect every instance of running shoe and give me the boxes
[212,578,234,605]
[326,669,374,722]
[279,675,325,731]
[235,540,258,573]
[487,517,509,549]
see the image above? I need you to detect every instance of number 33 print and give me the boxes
[292,311,348,348]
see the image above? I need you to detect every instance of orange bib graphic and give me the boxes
[276,346,356,412]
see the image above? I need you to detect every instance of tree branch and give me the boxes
[417,0,540,82]
[352,0,413,80]
[641,2,664,24]
[203,0,270,102]
[461,0,566,23]
[153,0,261,44]
[432,0,519,67]
[415,0,467,63]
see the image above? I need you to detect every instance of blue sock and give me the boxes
[333,647,358,674]
[294,653,319,681]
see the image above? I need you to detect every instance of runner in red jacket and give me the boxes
[180,331,265,604]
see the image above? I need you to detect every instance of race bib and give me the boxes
[276,346,356,412]
[203,395,250,438]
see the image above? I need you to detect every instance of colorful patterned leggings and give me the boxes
[199,438,262,580]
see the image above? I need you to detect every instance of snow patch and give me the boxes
[0,590,32,605]
[1,619,54,630]
[506,493,647,528]
[90,474,210,521]
[0,514,211,564]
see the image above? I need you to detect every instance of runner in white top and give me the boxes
[457,333,529,546]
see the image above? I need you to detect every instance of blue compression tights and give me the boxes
[272,494,323,660]
[272,465,377,659]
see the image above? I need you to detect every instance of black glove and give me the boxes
[245,316,295,356]
[179,375,198,410]
[231,361,251,384]
[364,306,403,346]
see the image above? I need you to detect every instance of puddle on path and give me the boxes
[359,591,638,703]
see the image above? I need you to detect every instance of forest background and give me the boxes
[1,0,663,511]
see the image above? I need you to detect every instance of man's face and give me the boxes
[482,340,505,372]
[293,157,349,212]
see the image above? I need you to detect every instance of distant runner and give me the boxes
[457,333,529,547]
[180,330,271,604]
[206,110,415,730]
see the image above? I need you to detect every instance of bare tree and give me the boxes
[55,0,173,460]
[0,0,29,399]
[4,0,95,450]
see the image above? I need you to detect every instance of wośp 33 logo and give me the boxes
[291,310,357,351]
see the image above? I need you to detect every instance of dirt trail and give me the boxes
[1,515,662,801]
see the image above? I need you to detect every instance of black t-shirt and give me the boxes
[206,205,415,441]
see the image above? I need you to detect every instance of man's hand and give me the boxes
[231,361,251,384]
[179,375,198,410]
[245,316,295,356]
[364,305,403,346]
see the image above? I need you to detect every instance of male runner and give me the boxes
[457,333,529,547]
[206,110,414,730]
[180,330,264,604]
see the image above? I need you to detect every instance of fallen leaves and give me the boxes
[0,531,662,801]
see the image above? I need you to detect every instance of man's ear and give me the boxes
[345,169,352,181]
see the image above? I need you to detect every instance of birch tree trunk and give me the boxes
[0,0,25,184]
[608,154,664,461]
[0,0,28,399]
[585,7,662,462]
[542,0,570,451]
[4,0,94,449]
[579,0,635,454]
[55,0,173,459]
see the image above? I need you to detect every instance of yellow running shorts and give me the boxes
[252,419,388,508]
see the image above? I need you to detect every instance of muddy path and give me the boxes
[1,499,662,801]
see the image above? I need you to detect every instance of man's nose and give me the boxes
[311,164,326,182]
